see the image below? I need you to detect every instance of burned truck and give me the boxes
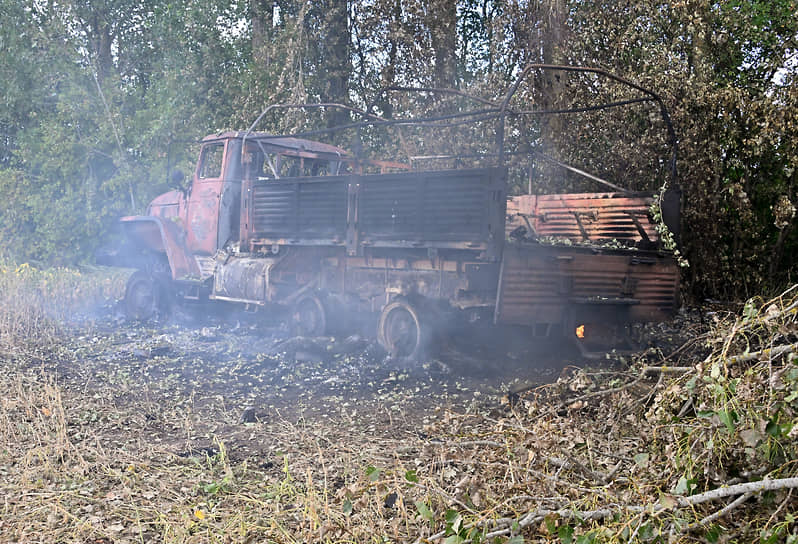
[103,66,681,358]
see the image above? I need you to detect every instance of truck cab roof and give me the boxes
[201,131,351,159]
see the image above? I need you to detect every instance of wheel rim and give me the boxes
[293,295,326,336]
[126,275,157,320]
[381,304,421,358]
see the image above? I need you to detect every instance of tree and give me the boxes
[429,0,458,88]
[0,0,795,300]
[561,0,798,298]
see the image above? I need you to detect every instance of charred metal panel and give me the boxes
[195,255,217,281]
[245,168,505,257]
[186,181,225,255]
[211,257,282,303]
[625,259,682,322]
[249,177,348,242]
[358,168,505,256]
[318,255,499,311]
[148,190,184,220]
[120,216,201,281]
[217,182,241,249]
[495,244,678,327]
[507,193,657,244]
[495,247,566,325]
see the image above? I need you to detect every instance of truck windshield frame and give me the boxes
[198,142,225,180]
[243,140,342,180]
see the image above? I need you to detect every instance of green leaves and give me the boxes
[415,500,434,523]
[365,465,381,482]
[445,509,463,537]
[672,475,698,496]
[557,525,574,544]
[717,409,739,433]
[342,498,353,515]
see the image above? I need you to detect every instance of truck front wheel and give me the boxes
[125,271,164,321]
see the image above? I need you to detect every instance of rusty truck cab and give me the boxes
[180,135,242,256]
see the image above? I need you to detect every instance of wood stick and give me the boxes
[413,477,798,544]
[676,477,798,507]
[690,492,752,529]
[642,365,693,375]
[724,343,798,365]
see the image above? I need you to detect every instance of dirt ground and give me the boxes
[44,303,589,459]
[11,296,793,544]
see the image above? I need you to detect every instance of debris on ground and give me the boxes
[0,283,796,543]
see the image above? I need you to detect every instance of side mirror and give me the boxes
[170,169,186,191]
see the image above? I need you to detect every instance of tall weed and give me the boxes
[0,262,127,345]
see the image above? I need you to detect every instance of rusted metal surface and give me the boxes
[120,216,200,281]
[358,168,504,249]
[248,176,349,242]
[147,190,183,220]
[244,167,506,258]
[316,254,499,313]
[210,256,279,304]
[494,243,678,327]
[506,192,658,244]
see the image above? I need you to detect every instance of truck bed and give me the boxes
[242,167,507,258]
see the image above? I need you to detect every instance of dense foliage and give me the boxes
[0,0,796,299]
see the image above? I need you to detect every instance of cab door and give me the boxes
[186,141,226,255]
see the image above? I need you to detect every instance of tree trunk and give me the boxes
[89,14,114,83]
[429,0,457,88]
[251,0,274,67]
[322,0,351,129]
[538,0,566,189]
[377,0,401,119]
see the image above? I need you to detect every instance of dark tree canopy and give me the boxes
[0,0,796,299]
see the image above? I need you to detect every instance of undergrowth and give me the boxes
[0,262,127,345]
[0,273,796,542]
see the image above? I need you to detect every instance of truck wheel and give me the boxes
[291,294,327,336]
[125,271,162,321]
[378,300,426,360]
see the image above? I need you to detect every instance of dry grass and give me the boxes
[0,266,796,543]
[0,262,128,346]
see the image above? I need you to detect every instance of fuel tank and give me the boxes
[211,256,283,304]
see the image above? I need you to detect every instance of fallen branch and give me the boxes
[537,376,644,419]
[448,440,505,448]
[413,478,798,544]
[689,492,752,530]
[725,343,798,365]
[676,477,798,507]
[548,456,608,484]
[642,365,693,375]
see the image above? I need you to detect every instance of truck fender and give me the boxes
[120,216,201,281]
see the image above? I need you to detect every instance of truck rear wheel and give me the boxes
[378,300,426,360]
[291,294,327,336]
[125,270,163,321]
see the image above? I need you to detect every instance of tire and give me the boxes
[124,270,164,321]
[377,299,427,360]
[291,294,328,337]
